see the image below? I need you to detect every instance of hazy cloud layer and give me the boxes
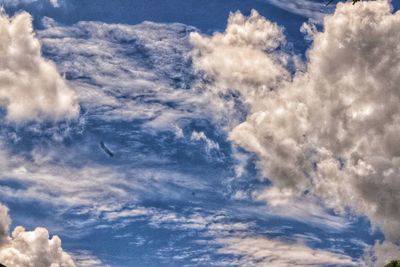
[0,12,78,122]
[0,203,75,267]
[191,1,400,265]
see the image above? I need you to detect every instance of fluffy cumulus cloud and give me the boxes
[191,10,289,103]
[0,12,78,122]
[191,0,400,265]
[0,203,75,267]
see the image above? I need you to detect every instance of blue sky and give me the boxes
[0,0,399,266]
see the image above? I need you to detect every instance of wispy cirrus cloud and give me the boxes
[264,0,332,22]
[217,236,357,267]
[0,145,209,218]
[69,250,107,267]
[38,18,231,130]
[104,206,357,266]
[0,15,226,225]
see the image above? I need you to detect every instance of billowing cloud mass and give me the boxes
[0,203,75,267]
[0,12,78,122]
[191,10,289,103]
[364,241,400,267]
[191,1,400,265]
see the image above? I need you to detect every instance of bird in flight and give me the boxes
[326,0,361,6]
[100,141,115,157]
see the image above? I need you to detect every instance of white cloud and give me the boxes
[217,236,357,267]
[264,0,330,22]
[254,187,350,230]
[49,0,59,7]
[70,250,107,267]
[0,12,78,122]
[0,149,137,210]
[191,1,400,265]
[0,0,60,7]
[190,10,289,105]
[0,141,209,228]
[38,19,229,131]
[0,205,10,245]
[191,131,220,151]
[364,241,400,267]
[36,16,247,136]
[105,207,151,221]
[0,203,76,267]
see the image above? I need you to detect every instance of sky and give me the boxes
[0,0,399,266]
